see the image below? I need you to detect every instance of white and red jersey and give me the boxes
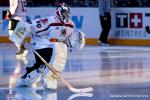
[30,16,74,50]
[9,0,27,19]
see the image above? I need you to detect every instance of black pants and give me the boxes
[25,48,53,74]
[99,13,111,43]
[34,48,53,68]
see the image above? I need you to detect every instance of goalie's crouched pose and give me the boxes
[11,3,85,90]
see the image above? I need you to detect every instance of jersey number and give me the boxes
[36,18,48,28]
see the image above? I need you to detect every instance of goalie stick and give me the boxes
[14,23,93,93]
[34,51,93,93]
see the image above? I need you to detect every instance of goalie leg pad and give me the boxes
[52,42,67,71]
[16,69,41,87]
[41,42,67,90]
[41,72,57,90]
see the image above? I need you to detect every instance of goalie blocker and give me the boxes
[8,19,31,45]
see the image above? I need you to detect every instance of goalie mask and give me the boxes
[55,3,70,23]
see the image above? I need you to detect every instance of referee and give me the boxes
[98,0,112,46]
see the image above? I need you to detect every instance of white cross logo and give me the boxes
[131,15,141,27]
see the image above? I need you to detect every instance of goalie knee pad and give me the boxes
[41,42,67,90]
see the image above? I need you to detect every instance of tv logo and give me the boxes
[116,13,142,28]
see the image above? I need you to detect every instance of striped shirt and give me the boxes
[98,0,112,16]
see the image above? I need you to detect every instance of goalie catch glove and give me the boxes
[65,31,85,52]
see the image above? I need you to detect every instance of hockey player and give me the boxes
[7,0,28,56]
[15,3,85,90]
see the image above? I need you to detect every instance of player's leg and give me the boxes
[41,42,67,90]
[8,18,28,56]
[16,68,41,87]
[16,48,53,87]
[15,16,29,56]
[8,19,28,56]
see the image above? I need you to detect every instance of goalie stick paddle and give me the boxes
[14,22,93,93]
[34,51,93,93]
